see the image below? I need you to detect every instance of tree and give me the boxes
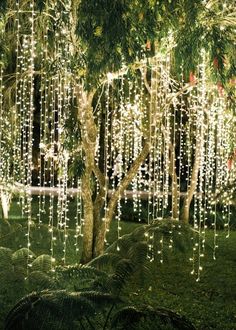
[73,0,236,262]
[0,0,235,263]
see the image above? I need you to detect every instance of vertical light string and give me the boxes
[131,80,141,218]
[206,96,216,245]
[103,80,110,244]
[95,100,101,197]
[189,75,200,276]
[213,96,223,260]
[221,98,231,236]
[0,53,12,216]
[117,73,125,247]
[123,78,131,205]
[26,0,36,272]
[0,57,3,185]
[162,59,172,216]
[178,82,184,222]
[48,75,56,266]
[196,51,207,281]
[38,1,49,226]
[153,56,161,220]
[138,69,146,222]
[147,56,156,224]
[146,56,156,261]
[171,101,177,220]
[19,35,28,216]
[14,0,21,186]
[55,9,71,262]
[74,177,82,255]
[185,91,194,229]
[164,55,174,250]
[224,105,234,238]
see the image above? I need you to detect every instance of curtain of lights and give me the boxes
[0,1,234,276]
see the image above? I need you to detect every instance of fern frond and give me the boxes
[111,305,196,330]
[111,305,145,329]
[56,264,108,280]
[31,254,53,273]
[28,271,57,291]
[12,248,36,268]
[0,246,12,269]
[47,290,96,316]
[5,290,98,330]
[106,227,147,255]
[88,253,122,270]
[4,292,42,330]
[131,225,148,241]
[79,291,117,306]
[126,241,148,265]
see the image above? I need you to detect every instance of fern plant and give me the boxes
[4,220,196,329]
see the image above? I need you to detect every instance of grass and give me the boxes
[126,230,236,330]
[0,197,236,329]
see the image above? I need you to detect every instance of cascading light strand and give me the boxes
[26,0,36,274]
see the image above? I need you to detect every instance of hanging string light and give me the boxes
[1,0,233,279]
[102,80,111,244]
[21,0,36,273]
[0,57,3,184]
[38,1,49,226]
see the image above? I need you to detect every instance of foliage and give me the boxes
[76,0,157,85]
[126,230,236,330]
[76,0,236,87]
[0,246,58,329]
[3,221,196,329]
[0,0,7,12]
[172,1,235,82]
[0,216,81,265]
[111,305,196,330]
[0,218,236,329]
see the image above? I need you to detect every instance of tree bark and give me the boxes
[1,190,11,219]
[76,88,98,263]
[80,170,94,263]
[94,141,151,256]
[169,146,179,220]
[180,132,203,223]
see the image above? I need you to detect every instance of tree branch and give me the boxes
[106,141,151,225]
[140,67,151,94]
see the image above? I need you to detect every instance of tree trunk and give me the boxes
[94,141,151,256]
[80,170,94,263]
[171,165,179,220]
[168,144,179,220]
[76,89,98,263]
[160,124,179,220]
[181,132,203,223]
[78,58,190,260]
[1,191,11,219]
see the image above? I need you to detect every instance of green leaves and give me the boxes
[76,0,158,87]
[31,254,53,272]
[111,305,197,330]
[68,155,85,179]
[75,0,235,88]
[35,0,46,12]
[12,248,36,268]
[172,1,236,83]
[0,247,12,270]
[3,221,196,329]
[0,0,7,13]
